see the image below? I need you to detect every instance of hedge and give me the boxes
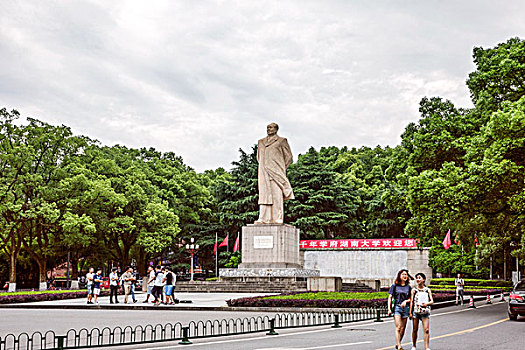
[430,278,512,287]
[0,290,108,304]
[429,285,512,292]
[226,291,458,308]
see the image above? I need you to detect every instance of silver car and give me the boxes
[508,280,525,321]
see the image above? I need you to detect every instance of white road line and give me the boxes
[303,341,372,349]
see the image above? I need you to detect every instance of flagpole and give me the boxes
[215,233,218,278]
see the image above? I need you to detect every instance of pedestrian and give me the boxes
[121,267,134,303]
[109,267,120,304]
[163,267,175,305]
[387,269,413,350]
[455,273,464,305]
[130,267,138,303]
[86,268,94,304]
[409,272,434,350]
[143,266,155,303]
[152,265,164,306]
[92,269,103,304]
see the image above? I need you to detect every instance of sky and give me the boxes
[1,1,524,172]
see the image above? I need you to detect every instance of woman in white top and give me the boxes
[409,272,434,350]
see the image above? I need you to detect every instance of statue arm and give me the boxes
[282,138,293,168]
[257,140,262,163]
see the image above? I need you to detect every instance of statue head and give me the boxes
[267,123,279,136]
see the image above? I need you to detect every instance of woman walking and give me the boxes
[409,273,434,350]
[387,269,413,350]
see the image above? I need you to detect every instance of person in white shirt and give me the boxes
[109,267,120,304]
[143,266,155,303]
[455,273,465,305]
[85,268,94,304]
[153,266,165,306]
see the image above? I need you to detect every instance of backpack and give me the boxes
[414,287,431,315]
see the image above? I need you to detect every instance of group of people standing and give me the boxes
[143,265,177,306]
[388,269,434,350]
[85,266,141,304]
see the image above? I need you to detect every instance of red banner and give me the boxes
[299,238,418,249]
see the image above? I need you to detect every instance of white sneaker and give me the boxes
[411,347,417,350]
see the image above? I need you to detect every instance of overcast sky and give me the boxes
[1,1,524,172]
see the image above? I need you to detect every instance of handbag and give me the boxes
[390,284,396,313]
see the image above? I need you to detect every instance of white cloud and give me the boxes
[1,0,524,171]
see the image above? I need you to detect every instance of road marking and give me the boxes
[252,342,373,350]
[375,317,509,350]
[302,341,372,349]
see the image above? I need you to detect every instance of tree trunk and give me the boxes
[71,255,79,279]
[137,247,146,275]
[37,259,47,291]
[9,251,16,283]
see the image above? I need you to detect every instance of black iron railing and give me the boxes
[0,308,388,349]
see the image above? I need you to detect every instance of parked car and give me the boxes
[508,280,525,321]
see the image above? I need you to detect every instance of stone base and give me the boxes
[39,282,47,291]
[307,277,342,292]
[70,280,79,290]
[220,267,320,280]
[239,224,301,269]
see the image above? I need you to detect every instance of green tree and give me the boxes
[286,147,358,239]
[468,37,525,112]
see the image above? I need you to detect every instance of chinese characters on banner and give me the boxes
[299,238,418,249]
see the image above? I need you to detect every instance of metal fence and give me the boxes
[0,308,387,349]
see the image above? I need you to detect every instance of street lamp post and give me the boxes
[185,238,200,282]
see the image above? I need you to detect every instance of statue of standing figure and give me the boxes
[255,123,295,224]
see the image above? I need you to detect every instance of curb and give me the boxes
[0,294,506,313]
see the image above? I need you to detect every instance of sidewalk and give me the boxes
[0,291,274,311]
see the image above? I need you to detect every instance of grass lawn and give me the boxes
[0,290,82,297]
[263,292,389,300]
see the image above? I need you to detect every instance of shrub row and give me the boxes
[429,285,512,292]
[427,288,505,295]
[0,290,107,304]
[227,295,387,308]
[431,278,512,287]
[264,292,389,301]
[226,291,458,308]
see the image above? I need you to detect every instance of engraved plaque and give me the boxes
[253,236,274,249]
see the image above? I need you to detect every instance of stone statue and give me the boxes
[255,123,294,224]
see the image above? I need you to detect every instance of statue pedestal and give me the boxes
[240,224,301,268]
[220,224,319,281]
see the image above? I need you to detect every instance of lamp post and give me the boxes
[185,238,200,282]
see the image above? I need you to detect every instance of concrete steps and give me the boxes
[174,281,307,293]
[342,282,374,292]
[173,281,374,293]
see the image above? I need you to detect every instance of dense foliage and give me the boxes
[1,37,524,287]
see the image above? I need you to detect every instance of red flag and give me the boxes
[233,234,240,252]
[474,233,479,247]
[442,229,451,250]
[213,235,217,255]
[218,234,229,248]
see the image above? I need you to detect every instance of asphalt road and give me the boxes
[123,302,523,350]
[1,301,523,349]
